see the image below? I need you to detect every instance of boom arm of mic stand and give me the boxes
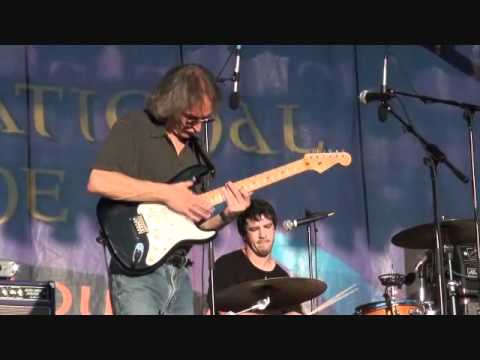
[390,89,480,113]
[383,101,469,184]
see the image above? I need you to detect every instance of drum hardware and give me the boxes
[224,297,271,315]
[445,244,460,315]
[414,252,430,304]
[378,273,417,315]
[392,219,480,315]
[354,272,423,315]
[421,301,438,315]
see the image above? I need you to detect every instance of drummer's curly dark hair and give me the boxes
[237,199,278,238]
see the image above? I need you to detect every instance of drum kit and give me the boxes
[355,218,479,316]
[213,219,479,316]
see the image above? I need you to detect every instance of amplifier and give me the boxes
[452,245,479,296]
[0,280,55,315]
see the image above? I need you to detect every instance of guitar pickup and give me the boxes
[131,215,149,235]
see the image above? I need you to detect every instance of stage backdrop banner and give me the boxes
[0,45,478,314]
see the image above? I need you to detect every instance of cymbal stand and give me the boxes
[382,284,399,315]
[418,263,427,304]
[445,244,461,315]
[306,222,314,311]
[305,210,319,309]
[313,215,319,308]
[463,109,480,303]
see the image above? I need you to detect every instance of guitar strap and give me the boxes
[190,135,216,178]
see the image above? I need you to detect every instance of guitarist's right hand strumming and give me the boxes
[164,181,213,223]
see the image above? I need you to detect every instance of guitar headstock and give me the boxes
[303,151,352,174]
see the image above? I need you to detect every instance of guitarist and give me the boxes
[87,64,252,315]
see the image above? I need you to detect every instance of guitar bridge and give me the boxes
[131,215,149,235]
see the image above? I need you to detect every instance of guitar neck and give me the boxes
[200,159,309,207]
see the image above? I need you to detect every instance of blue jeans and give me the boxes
[110,263,194,315]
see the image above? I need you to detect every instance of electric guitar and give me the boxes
[96,151,352,275]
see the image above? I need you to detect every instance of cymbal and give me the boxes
[391,219,477,249]
[215,277,327,313]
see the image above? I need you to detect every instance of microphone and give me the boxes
[229,45,242,110]
[282,211,335,231]
[382,54,388,95]
[359,54,394,107]
[377,54,390,123]
[358,89,394,104]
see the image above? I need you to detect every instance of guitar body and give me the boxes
[96,165,216,276]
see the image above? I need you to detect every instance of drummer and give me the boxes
[206,198,304,315]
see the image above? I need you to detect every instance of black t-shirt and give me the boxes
[93,110,207,274]
[207,250,302,314]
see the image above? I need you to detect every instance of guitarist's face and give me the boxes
[169,96,213,142]
[244,215,276,258]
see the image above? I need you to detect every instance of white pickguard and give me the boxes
[137,204,216,266]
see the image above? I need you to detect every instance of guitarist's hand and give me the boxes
[165,181,213,222]
[221,182,252,221]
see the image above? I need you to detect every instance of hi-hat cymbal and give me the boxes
[391,219,477,249]
[215,277,327,313]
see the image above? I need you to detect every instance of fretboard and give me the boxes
[200,159,309,207]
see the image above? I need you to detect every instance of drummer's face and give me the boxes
[244,215,275,257]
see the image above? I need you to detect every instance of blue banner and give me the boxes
[0,45,478,314]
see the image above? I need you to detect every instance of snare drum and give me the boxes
[354,300,421,315]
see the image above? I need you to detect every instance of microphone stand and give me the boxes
[463,109,480,302]
[380,97,469,315]
[193,126,216,315]
[388,89,480,304]
[305,212,314,312]
[305,210,319,308]
[304,209,322,310]
[204,124,217,315]
[313,217,319,308]
[216,46,237,84]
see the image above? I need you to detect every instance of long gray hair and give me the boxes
[146,63,222,122]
